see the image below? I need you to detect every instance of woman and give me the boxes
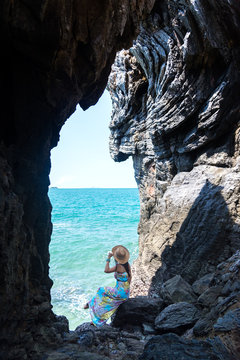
[84,245,131,327]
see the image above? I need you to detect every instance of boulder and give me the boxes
[75,323,97,348]
[139,333,233,360]
[53,315,69,336]
[214,309,240,332]
[159,275,197,304]
[214,308,240,360]
[111,297,165,328]
[197,286,222,307]
[155,302,201,334]
[193,317,215,337]
[192,273,215,296]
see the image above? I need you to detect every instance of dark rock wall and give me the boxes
[0,0,155,356]
[108,0,240,296]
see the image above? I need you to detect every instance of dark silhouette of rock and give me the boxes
[0,0,154,358]
[53,315,69,335]
[111,296,165,329]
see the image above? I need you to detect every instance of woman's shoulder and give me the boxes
[116,263,127,274]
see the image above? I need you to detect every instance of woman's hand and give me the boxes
[107,251,113,258]
[104,251,116,273]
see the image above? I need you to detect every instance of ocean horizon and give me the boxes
[49,186,138,189]
[49,188,140,330]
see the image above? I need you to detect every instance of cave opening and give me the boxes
[48,91,140,329]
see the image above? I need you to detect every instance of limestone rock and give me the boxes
[155,302,201,334]
[108,0,240,298]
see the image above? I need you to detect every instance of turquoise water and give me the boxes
[49,188,140,330]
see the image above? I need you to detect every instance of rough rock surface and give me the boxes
[192,250,240,359]
[159,274,197,304]
[139,333,234,360]
[192,273,215,296]
[154,302,201,334]
[111,296,165,329]
[41,323,149,360]
[108,0,240,298]
[107,1,240,357]
[105,251,239,358]
[5,249,239,359]
[0,1,155,358]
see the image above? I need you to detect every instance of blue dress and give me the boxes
[88,271,130,326]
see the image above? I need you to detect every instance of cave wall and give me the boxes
[0,0,155,357]
[108,0,240,296]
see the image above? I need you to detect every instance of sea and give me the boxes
[48,188,140,330]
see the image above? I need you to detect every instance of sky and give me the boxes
[49,91,137,188]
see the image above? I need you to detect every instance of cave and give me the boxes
[48,93,139,330]
[1,0,240,359]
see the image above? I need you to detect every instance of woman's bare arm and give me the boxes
[104,262,116,273]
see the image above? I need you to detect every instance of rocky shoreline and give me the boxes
[6,250,238,359]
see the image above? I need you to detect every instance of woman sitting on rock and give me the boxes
[84,245,131,326]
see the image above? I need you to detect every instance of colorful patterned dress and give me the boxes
[88,271,130,326]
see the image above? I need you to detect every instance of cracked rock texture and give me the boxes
[108,0,240,299]
[0,1,154,358]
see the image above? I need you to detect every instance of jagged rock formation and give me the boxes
[0,1,155,358]
[108,1,240,357]
[108,0,240,298]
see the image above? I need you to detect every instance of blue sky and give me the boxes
[50,91,137,188]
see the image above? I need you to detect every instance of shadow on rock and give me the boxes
[150,180,240,293]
